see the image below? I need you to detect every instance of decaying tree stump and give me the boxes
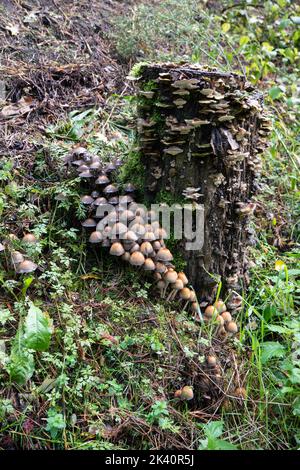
[135,63,270,306]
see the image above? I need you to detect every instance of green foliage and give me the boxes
[198,421,238,450]
[7,327,35,385]
[45,409,66,439]
[24,304,52,352]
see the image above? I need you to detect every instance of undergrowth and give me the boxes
[0,0,299,450]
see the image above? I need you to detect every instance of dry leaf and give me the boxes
[0,96,37,119]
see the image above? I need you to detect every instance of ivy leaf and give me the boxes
[8,327,35,385]
[260,341,286,364]
[24,304,52,352]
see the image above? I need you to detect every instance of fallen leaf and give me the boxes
[0,96,37,119]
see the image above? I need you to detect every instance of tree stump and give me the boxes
[134,63,270,307]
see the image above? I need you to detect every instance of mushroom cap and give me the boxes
[235,387,247,399]
[180,386,194,401]
[170,279,184,291]
[79,170,93,178]
[155,262,167,274]
[214,300,227,313]
[89,231,103,243]
[143,231,156,242]
[221,311,232,323]
[105,163,117,173]
[93,197,108,207]
[17,260,37,273]
[73,146,87,156]
[177,272,188,285]
[71,159,84,167]
[189,291,196,302]
[119,210,135,223]
[82,218,97,228]
[95,175,110,186]
[207,355,217,367]
[119,195,134,205]
[111,222,128,237]
[154,228,168,239]
[130,243,140,253]
[216,315,225,326]
[151,221,160,231]
[191,301,200,312]
[163,269,178,284]
[91,191,100,198]
[152,241,161,251]
[140,241,154,256]
[108,196,119,206]
[124,183,136,193]
[22,233,37,244]
[156,248,173,262]
[153,272,162,281]
[143,258,155,271]
[81,195,94,205]
[89,161,101,170]
[129,251,145,266]
[103,184,118,195]
[179,287,191,300]
[133,215,145,225]
[135,207,146,218]
[226,321,238,334]
[110,242,125,256]
[124,230,138,242]
[11,251,24,264]
[174,389,182,399]
[157,279,166,291]
[77,164,89,172]
[130,223,146,237]
[121,252,131,262]
[204,305,218,318]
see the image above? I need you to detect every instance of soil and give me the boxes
[0,0,137,160]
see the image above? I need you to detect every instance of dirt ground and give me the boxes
[0,0,137,162]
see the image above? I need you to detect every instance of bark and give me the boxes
[135,63,270,308]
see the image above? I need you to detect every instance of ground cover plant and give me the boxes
[0,0,299,450]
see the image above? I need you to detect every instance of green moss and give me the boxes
[140,80,158,92]
[117,149,145,195]
[129,62,149,78]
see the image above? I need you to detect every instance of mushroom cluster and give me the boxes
[63,146,123,182]
[0,233,38,274]
[204,299,238,336]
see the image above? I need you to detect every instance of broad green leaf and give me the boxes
[260,341,286,364]
[214,439,238,450]
[202,420,224,439]
[269,87,283,100]
[8,327,35,385]
[24,304,52,352]
[221,23,230,33]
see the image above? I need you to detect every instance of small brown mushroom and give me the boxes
[130,251,145,267]
[17,260,37,274]
[180,386,194,401]
[22,233,37,244]
[110,242,125,256]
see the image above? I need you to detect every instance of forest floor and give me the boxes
[0,0,299,450]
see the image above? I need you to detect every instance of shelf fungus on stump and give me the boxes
[134,62,270,301]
